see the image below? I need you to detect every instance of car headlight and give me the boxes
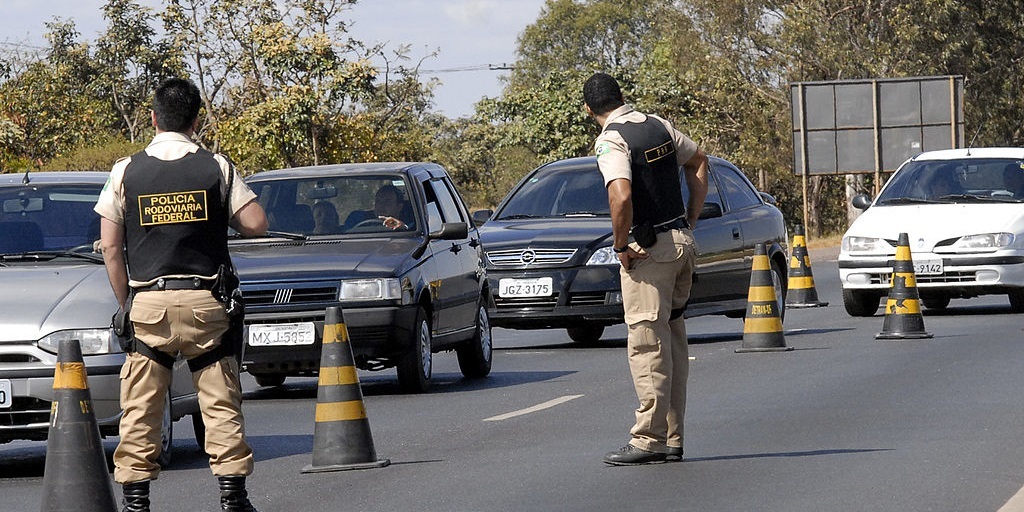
[949,233,1014,251]
[37,329,119,355]
[841,236,889,253]
[339,278,402,301]
[586,246,619,266]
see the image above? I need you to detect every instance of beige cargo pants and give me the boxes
[620,228,697,453]
[114,289,254,484]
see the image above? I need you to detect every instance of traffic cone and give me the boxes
[302,306,390,473]
[40,338,118,512]
[876,232,933,339]
[737,243,793,353]
[786,225,828,308]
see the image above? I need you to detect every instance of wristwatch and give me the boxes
[613,245,630,254]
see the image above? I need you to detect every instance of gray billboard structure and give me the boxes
[790,76,964,230]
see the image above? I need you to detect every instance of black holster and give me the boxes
[112,292,175,369]
[188,264,245,372]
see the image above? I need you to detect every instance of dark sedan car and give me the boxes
[475,156,789,343]
[232,162,491,393]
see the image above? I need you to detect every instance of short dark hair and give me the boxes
[153,78,202,133]
[583,72,624,115]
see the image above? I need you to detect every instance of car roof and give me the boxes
[0,171,109,186]
[534,154,730,173]
[246,162,445,181]
[909,147,1024,161]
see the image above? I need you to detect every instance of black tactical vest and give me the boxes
[604,116,685,227]
[122,149,230,282]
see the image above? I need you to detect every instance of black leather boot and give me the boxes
[218,475,258,512]
[121,480,150,512]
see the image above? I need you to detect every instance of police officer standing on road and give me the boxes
[583,72,709,465]
[95,78,269,511]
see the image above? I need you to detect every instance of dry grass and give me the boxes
[804,233,843,249]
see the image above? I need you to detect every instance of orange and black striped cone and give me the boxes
[786,225,828,308]
[737,243,793,353]
[876,232,933,339]
[40,338,118,512]
[302,306,389,473]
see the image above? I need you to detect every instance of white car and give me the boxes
[839,147,1024,316]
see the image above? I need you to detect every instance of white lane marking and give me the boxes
[483,394,584,422]
[999,485,1024,512]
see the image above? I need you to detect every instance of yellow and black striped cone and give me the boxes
[737,243,793,353]
[786,225,828,308]
[40,338,118,512]
[876,232,933,339]
[302,306,389,473]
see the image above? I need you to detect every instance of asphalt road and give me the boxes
[4,250,1024,512]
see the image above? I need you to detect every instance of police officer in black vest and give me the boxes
[583,72,709,465]
[95,78,268,511]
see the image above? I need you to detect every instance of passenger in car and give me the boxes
[344,184,413,230]
[927,167,962,198]
[311,201,342,234]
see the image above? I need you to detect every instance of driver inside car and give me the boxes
[344,185,413,231]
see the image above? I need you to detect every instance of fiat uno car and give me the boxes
[839,147,1024,316]
[233,162,491,393]
[474,156,789,344]
[0,172,199,463]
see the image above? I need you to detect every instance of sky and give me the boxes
[0,0,548,118]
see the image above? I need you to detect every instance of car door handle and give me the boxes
[451,243,462,253]
[732,228,741,239]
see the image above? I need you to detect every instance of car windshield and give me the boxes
[876,158,1024,205]
[248,174,418,235]
[496,165,610,219]
[0,183,103,255]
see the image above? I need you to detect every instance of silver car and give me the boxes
[0,171,200,465]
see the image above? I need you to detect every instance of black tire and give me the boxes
[770,258,788,323]
[567,325,605,344]
[457,302,492,378]
[156,391,173,468]
[253,373,286,387]
[1009,290,1024,313]
[397,307,432,393]
[922,296,951,310]
[191,412,206,451]
[843,289,881,317]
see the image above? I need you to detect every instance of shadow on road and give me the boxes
[685,447,892,463]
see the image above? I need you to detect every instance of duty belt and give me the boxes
[136,277,214,293]
[654,217,689,233]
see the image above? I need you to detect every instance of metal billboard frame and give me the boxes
[789,75,965,231]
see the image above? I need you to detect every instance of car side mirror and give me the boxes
[851,194,873,210]
[758,191,778,205]
[431,222,468,241]
[699,202,723,220]
[471,209,492,227]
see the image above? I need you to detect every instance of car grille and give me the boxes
[0,397,51,428]
[870,271,977,285]
[486,248,577,267]
[570,292,607,306]
[494,294,561,310]
[243,286,338,306]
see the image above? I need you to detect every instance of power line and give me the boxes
[420,63,515,74]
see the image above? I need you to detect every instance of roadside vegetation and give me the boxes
[3,0,1023,237]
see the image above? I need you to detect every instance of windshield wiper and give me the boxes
[875,197,941,205]
[0,250,103,263]
[261,230,309,240]
[497,214,543,220]
[936,193,1020,203]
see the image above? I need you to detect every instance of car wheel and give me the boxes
[397,307,432,393]
[191,412,206,451]
[770,258,788,323]
[566,325,604,344]
[253,373,286,387]
[457,302,492,378]
[157,390,173,468]
[843,289,881,317]
[1009,290,1024,313]
[922,296,951,310]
